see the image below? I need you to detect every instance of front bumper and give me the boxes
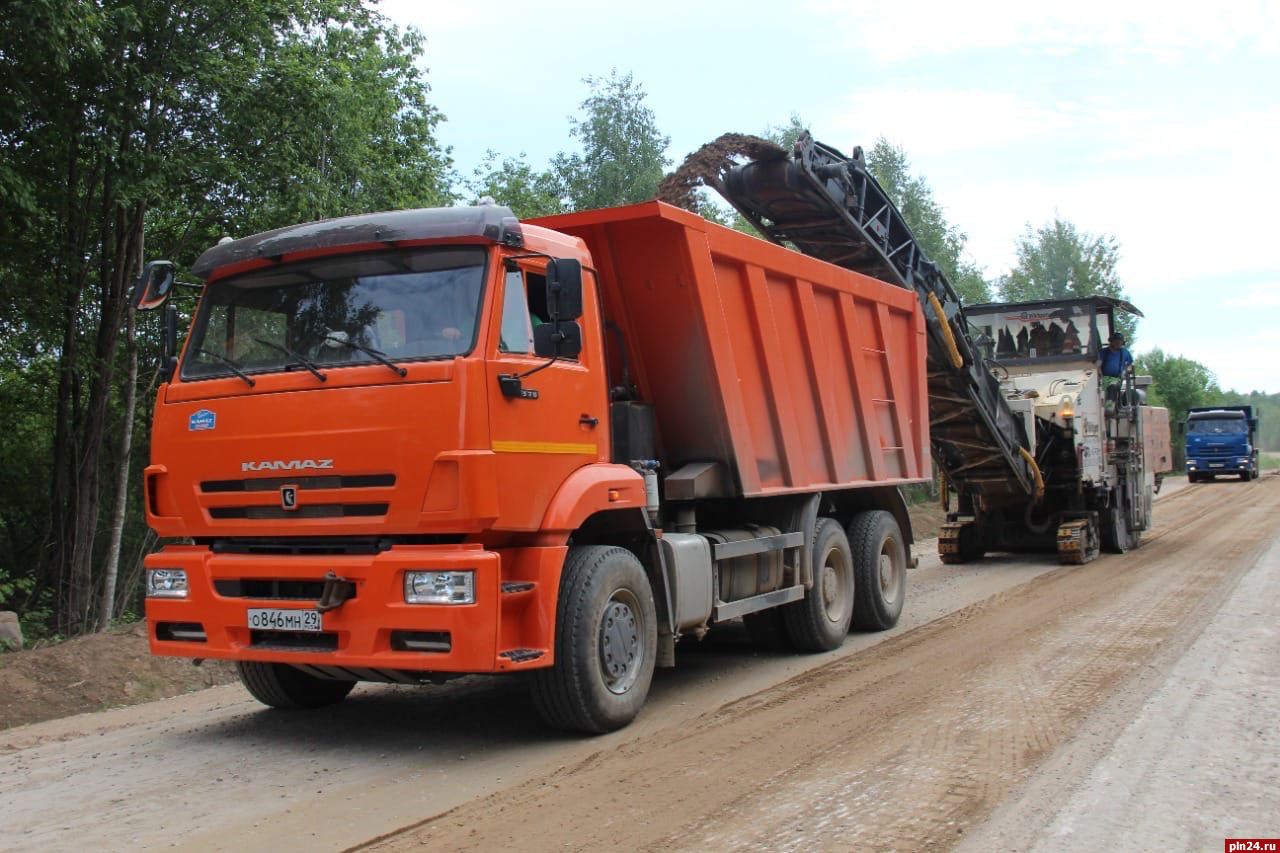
[1186,457,1250,473]
[145,543,566,673]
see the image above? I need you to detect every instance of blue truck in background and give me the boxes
[1185,406,1260,482]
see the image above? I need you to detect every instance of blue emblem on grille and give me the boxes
[189,409,216,431]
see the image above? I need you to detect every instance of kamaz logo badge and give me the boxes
[241,459,334,472]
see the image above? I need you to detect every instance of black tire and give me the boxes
[743,607,793,652]
[782,518,854,651]
[1101,495,1134,554]
[848,510,907,631]
[236,661,355,709]
[530,546,657,734]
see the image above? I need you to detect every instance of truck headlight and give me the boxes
[404,570,475,605]
[146,568,189,598]
[1238,458,1251,465]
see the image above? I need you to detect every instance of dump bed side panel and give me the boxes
[1143,406,1173,475]
[532,202,929,497]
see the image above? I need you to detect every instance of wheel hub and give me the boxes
[599,595,642,694]
[878,546,901,601]
[821,565,838,610]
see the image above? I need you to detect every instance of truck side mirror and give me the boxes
[132,260,177,310]
[545,259,583,321]
[534,321,582,359]
[162,304,179,381]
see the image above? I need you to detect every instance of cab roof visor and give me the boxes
[192,205,523,280]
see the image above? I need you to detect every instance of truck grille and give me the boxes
[208,503,389,520]
[203,536,462,555]
[201,473,396,492]
[200,473,394,522]
[214,578,355,601]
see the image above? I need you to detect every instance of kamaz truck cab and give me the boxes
[1185,406,1260,481]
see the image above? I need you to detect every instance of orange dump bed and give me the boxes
[532,202,930,498]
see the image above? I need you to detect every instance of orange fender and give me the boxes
[540,463,648,534]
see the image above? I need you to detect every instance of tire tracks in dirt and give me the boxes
[359,477,1280,852]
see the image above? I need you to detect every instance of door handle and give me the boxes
[579,415,599,428]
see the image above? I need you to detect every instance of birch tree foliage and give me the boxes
[0,0,453,636]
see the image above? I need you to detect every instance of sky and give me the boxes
[380,0,1280,393]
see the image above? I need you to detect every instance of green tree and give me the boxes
[762,113,809,151]
[553,70,670,211]
[999,217,1135,341]
[0,0,453,636]
[865,139,991,304]
[148,14,454,260]
[466,151,564,219]
[1135,348,1220,467]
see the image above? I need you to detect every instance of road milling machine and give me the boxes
[662,133,1171,564]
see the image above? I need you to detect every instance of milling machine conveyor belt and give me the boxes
[710,133,1037,502]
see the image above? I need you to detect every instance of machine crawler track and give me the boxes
[939,520,983,564]
[1057,518,1099,565]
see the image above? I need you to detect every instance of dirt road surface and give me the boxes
[3,476,1277,851]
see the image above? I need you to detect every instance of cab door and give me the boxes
[485,262,607,531]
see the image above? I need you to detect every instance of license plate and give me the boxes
[1209,463,1224,468]
[247,608,322,632]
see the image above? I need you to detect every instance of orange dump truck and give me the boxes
[135,200,929,732]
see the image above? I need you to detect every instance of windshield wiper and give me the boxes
[195,348,256,387]
[253,337,327,382]
[324,335,407,377]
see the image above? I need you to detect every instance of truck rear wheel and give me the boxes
[782,518,854,651]
[849,510,907,631]
[236,661,355,709]
[530,546,657,734]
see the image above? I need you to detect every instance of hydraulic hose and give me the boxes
[927,292,964,369]
[1019,447,1046,500]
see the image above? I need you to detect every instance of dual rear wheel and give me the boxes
[748,510,907,652]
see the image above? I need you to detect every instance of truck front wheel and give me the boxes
[531,546,657,734]
[849,510,907,631]
[236,661,355,709]
[782,518,854,651]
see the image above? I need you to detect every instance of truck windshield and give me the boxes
[182,247,486,381]
[1188,418,1247,435]
[968,302,1104,364]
